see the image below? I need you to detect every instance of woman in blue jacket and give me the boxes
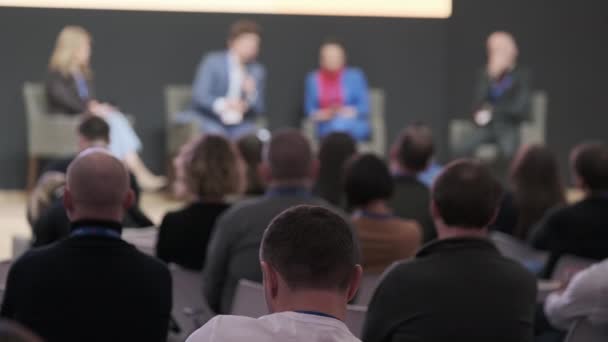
[305,40,370,141]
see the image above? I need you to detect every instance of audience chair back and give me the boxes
[489,231,549,274]
[345,305,367,338]
[353,273,381,306]
[302,88,386,156]
[551,254,595,284]
[230,279,268,318]
[169,264,213,340]
[565,319,608,342]
[121,227,157,256]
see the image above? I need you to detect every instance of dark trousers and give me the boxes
[454,121,521,159]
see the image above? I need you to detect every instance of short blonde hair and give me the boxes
[187,135,243,198]
[49,26,92,77]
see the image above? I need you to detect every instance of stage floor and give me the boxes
[0,191,183,260]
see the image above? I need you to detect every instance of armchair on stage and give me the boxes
[23,82,80,190]
[449,91,548,160]
[164,84,268,158]
[302,88,387,156]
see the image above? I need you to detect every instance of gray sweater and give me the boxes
[202,191,344,314]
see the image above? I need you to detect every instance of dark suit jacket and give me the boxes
[156,201,230,271]
[529,195,608,276]
[363,237,537,342]
[473,66,531,125]
[191,51,266,122]
[45,71,95,114]
[389,175,436,242]
[1,220,172,342]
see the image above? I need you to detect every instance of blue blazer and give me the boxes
[305,67,370,140]
[192,51,266,121]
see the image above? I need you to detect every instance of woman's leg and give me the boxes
[104,112,166,191]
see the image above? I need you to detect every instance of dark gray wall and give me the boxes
[0,7,446,188]
[1,1,607,188]
[447,0,608,180]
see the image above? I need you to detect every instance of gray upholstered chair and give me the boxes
[164,84,268,158]
[302,88,387,156]
[23,82,80,189]
[565,319,608,342]
[164,85,199,157]
[449,90,548,160]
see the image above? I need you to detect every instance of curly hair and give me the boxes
[187,135,243,198]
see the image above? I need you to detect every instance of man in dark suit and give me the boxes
[389,123,436,242]
[455,31,531,159]
[180,20,266,139]
[2,149,172,342]
[530,142,608,275]
[29,115,152,247]
[363,159,537,342]
[202,129,345,314]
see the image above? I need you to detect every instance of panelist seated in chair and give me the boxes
[454,31,531,159]
[46,26,165,190]
[305,39,370,142]
[184,19,266,139]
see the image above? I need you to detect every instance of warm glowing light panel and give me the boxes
[0,0,452,18]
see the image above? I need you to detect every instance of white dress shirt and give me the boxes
[544,259,608,330]
[212,52,251,125]
[186,311,361,342]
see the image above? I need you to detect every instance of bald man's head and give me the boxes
[262,129,316,183]
[64,148,134,222]
[487,31,518,61]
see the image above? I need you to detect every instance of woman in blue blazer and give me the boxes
[305,40,371,141]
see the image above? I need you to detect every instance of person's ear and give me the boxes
[261,261,279,310]
[123,189,135,210]
[346,265,363,302]
[430,200,441,221]
[309,158,320,181]
[258,162,272,185]
[63,188,74,219]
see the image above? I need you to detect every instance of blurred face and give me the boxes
[486,32,517,71]
[75,38,91,67]
[320,44,346,72]
[230,33,260,63]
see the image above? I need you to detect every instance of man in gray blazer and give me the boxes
[184,20,266,139]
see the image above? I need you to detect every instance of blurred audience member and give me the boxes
[0,320,42,342]
[46,25,165,190]
[493,145,565,239]
[156,135,243,270]
[183,20,265,139]
[1,150,172,341]
[187,205,362,342]
[530,142,608,275]
[363,160,537,342]
[345,154,421,274]
[544,259,608,331]
[237,134,266,196]
[454,31,531,159]
[389,123,436,242]
[30,115,152,247]
[314,132,357,207]
[305,39,370,141]
[203,129,341,314]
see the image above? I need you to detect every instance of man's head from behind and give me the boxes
[78,115,110,151]
[431,159,502,237]
[64,148,134,222]
[392,123,434,174]
[570,142,608,193]
[259,129,317,186]
[260,205,361,317]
